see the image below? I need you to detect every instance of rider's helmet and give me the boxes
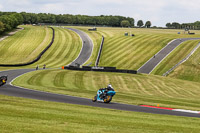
[107,84,113,89]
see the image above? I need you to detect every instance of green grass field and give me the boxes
[0,25,52,64]
[28,27,82,68]
[1,95,200,133]
[74,27,200,83]
[168,46,200,82]
[0,26,82,70]
[13,69,200,111]
[72,27,200,70]
[1,26,200,132]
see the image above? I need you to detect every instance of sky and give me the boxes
[0,0,199,27]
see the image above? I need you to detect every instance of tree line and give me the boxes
[166,21,200,30]
[20,12,135,27]
[0,12,24,34]
[0,11,153,35]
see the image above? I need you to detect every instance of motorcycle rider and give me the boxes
[99,84,114,98]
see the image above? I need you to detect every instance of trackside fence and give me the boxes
[64,66,137,74]
[95,36,104,66]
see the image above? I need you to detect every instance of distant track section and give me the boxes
[0,27,55,67]
[65,28,93,66]
[138,38,200,74]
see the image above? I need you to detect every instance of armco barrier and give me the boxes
[95,36,104,66]
[0,27,55,67]
[64,66,137,74]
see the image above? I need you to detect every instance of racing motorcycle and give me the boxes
[0,75,7,87]
[92,88,116,103]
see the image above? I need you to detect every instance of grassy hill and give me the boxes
[27,27,82,68]
[0,25,52,64]
[1,95,200,133]
[168,46,200,82]
[13,69,200,111]
[151,40,200,75]
[72,27,200,70]
[0,26,82,70]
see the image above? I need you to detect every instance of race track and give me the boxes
[0,28,200,118]
[138,38,200,74]
[0,69,200,118]
[65,28,93,66]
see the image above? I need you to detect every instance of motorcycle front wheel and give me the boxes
[92,95,97,102]
[103,95,112,103]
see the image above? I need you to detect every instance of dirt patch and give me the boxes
[0,27,24,42]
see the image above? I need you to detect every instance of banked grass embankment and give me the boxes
[0,26,82,69]
[13,69,200,111]
[0,26,52,65]
[1,95,200,133]
[151,40,200,79]
[73,27,200,70]
[27,27,82,68]
[168,44,200,82]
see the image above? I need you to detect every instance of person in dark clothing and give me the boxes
[36,65,39,70]
[99,84,114,98]
[43,64,46,69]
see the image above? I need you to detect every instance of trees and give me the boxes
[0,12,24,34]
[0,21,5,33]
[137,20,144,27]
[171,22,181,29]
[166,23,171,28]
[121,20,131,27]
[145,21,151,28]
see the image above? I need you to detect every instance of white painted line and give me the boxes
[173,109,200,114]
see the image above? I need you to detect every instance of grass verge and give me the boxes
[0,95,200,133]
[13,69,200,111]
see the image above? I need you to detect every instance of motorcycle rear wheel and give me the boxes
[103,95,112,103]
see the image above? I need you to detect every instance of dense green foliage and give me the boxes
[0,12,23,34]
[166,21,200,29]
[13,69,200,111]
[137,20,144,27]
[145,21,152,28]
[20,12,135,27]
[121,20,131,27]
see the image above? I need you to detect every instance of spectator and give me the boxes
[36,65,39,70]
[43,64,46,69]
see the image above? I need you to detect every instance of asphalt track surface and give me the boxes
[65,28,93,66]
[138,38,200,74]
[0,29,200,118]
[0,69,200,118]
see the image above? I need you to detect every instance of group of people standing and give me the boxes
[36,64,46,70]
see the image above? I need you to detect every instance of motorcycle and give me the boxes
[0,75,7,87]
[92,88,116,103]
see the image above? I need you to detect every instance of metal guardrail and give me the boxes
[95,36,104,66]
[163,43,200,76]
